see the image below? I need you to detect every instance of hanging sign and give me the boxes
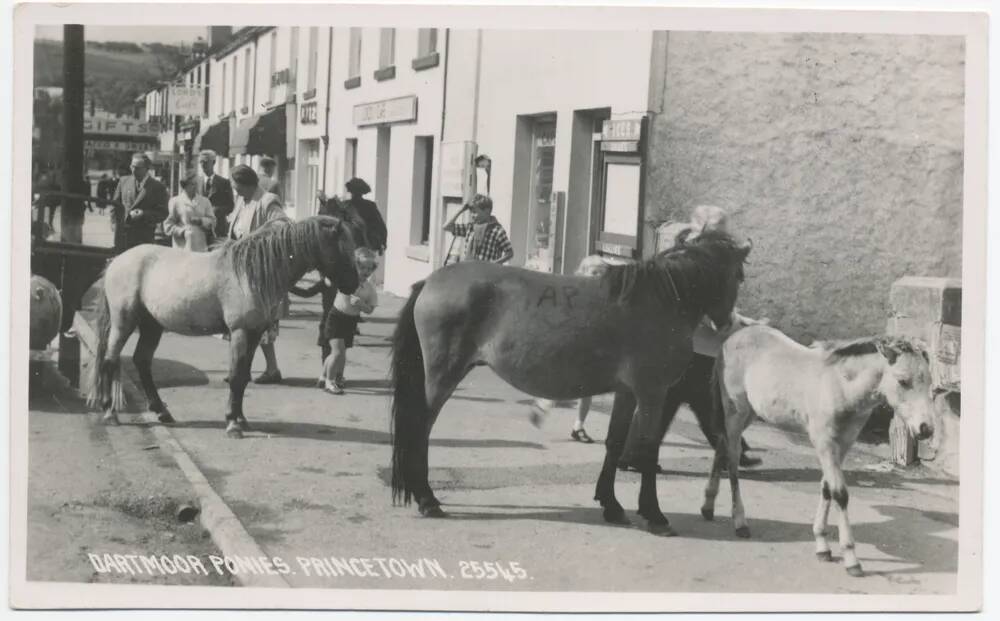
[168,86,205,117]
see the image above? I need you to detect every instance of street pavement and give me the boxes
[73,281,960,595]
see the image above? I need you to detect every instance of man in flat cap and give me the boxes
[197,150,235,239]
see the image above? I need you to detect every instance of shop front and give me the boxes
[229,103,290,199]
[590,116,647,263]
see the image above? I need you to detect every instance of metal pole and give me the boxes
[61,25,85,244]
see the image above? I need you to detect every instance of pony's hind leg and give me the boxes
[701,440,727,521]
[813,478,834,561]
[727,424,750,538]
[133,309,173,423]
[595,390,635,525]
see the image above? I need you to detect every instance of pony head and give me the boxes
[875,338,935,441]
[314,215,360,295]
[681,231,751,330]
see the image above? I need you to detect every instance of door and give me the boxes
[523,117,557,272]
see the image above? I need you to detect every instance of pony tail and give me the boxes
[390,280,428,506]
[86,284,124,411]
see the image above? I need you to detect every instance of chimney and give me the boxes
[207,26,233,52]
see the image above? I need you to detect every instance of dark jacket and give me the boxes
[347,197,387,252]
[199,174,235,237]
[111,174,169,250]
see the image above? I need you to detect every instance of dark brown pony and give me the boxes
[390,230,751,534]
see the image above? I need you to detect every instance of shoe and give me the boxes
[254,370,283,385]
[740,454,763,468]
[570,428,595,443]
[324,382,345,395]
[316,377,326,388]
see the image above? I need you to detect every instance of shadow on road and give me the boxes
[167,419,547,450]
[149,359,210,388]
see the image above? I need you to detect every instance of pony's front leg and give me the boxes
[225,328,262,438]
[631,392,674,536]
[595,390,634,525]
[727,426,750,538]
[701,441,727,521]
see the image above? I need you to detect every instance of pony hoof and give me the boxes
[101,412,120,425]
[735,526,752,539]
[157,412,176,424]
[602,507,630,525]
[816,550,833,562]
[845,564,864,578]
[701,507,715,521]
[419,505,447,518]
[647,522,677,537]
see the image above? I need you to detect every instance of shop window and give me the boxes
[410,136,434,247]
[601,162,641,237]
[523,117,557,271]
[231,56,238,114]
[221,64,228,113]
[243,48,252,112]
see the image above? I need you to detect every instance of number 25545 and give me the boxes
[458,561,528,582]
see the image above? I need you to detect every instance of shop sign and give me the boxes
[167,86,205,117]
[353,95,417,126]
[84,138,158,152]
[602,119,642,142]
[300,101,319,125]
[84,116,161,136]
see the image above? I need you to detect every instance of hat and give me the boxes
[230,164,259,186]
[345,177,371,195]
[259,155,277,167]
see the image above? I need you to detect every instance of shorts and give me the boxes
[323,307,359,348]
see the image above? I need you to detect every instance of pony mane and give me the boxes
[222,217,338,316]
[600,229,747,313]
[820,335,928,361]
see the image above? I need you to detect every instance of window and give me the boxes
[344,138,357,183]
[524,116,557,271]
[289,27,299,88]
[379,28,395,68]
[417,29,437,57]
[243,48,251,111]
[411,136,434,245]
[601,163,641,237]
[269,31,277,100]
[305,140,321,216]
[221,63,228,113]
[230,56,238,113]
[348,28,362,78]
[307,27,319,91]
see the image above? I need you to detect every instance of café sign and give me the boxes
[353,95,417,127]
[167,86,206,117]
[300,101,318,125]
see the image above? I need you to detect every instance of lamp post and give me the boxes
[61,25,85,244]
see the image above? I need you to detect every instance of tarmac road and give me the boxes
[84,286,960,596]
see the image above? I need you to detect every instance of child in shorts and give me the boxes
[321,248,379,395]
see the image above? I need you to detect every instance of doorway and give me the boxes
[373,126,391,286]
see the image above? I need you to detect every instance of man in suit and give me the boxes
[111,153,169,252]
[198,149,235,239]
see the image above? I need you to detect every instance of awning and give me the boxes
[196,118,230,157]
[229,104,286,158]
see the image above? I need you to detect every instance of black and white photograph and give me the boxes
[7,1,990,613]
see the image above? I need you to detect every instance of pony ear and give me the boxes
[875,340,899,365]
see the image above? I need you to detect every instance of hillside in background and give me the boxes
[34,39,189,115]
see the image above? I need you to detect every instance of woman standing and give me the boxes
[163,172,216,252]
[227,164,287,384]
